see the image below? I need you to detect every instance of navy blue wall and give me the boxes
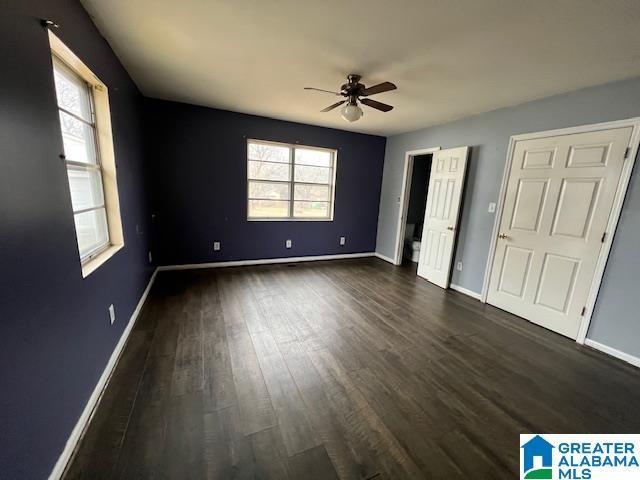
[0,1,153,478]
[145,99,386,266]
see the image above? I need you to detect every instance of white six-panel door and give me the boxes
[417,147,469,288]
[487,127,632,339]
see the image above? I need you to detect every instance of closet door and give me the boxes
[486,127,632,339]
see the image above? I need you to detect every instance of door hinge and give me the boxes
[581,306,586,316]
[601,232,607,243]
[624,147,630,159]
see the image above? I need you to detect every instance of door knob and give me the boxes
[498,233,509,239]
[446,226,455,231]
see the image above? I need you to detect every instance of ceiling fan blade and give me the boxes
[321,100,347,112]
[304,87,341,96]
[361,81,397,96]
[360,98,393,112]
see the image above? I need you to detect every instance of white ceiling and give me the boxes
[80,0,640,136]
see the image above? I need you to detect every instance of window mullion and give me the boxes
[289,146,295,218]
[73,205,106,215]
[65,159,101,171]
[58,106,95,127]
[247,178,290,185]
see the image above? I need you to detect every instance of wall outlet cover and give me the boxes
[108,304,115,324]
[488,202,497,213]
[213,241,221,251]
[286,239,292,249]
[148,251,153,263]
[340,236,346,246]
[456,261,463,271]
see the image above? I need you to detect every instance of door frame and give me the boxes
[480,117,640,344]
[393,147,441,265]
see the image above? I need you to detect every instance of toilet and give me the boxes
[403,224,422,263]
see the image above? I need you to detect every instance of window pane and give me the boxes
[295,148,332,167]
[248,160,290,181]
[294,164,331,184]
[67,165,104,212]
[59,111,97,164]
[248,199,289,218]
[248,181,290,200]
[53,58,93,123]
[294,201,330,218]
[294,184,330,202]
[74,207,109,258]
[248,142,290,163]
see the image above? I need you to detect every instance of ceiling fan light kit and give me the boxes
[305,74,396,123]
[341,103,363,122]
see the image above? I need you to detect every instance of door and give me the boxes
[487,127,632,339]
[417,146,469,288]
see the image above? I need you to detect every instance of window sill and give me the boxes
[82,244,123,278]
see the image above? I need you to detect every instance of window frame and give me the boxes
[53,55,111,261]
[49,31,124,277]
[246,139,337,222]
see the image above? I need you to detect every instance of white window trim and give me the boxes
[49,31,124,277]
[246,139,337,222]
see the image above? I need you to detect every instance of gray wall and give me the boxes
[376,76,640,358]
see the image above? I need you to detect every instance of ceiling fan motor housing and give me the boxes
[341,74,365,97]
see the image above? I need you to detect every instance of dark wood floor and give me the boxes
[65,258,640,479]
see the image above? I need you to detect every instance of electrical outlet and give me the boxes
[488,202,496,213]
[108,304,116,324]
[213,241,221,251]
[340,236,346,246]
[285,239,292,249]
[456,261,463,271]
[148,251,153,264]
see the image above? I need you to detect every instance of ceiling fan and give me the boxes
[304,74,397,123]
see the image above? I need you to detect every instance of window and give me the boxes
[49,32,123,276]
[247,140,336,220]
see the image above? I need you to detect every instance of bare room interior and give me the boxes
[2,1,640,479]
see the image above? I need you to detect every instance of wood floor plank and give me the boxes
[224,323,277,435]
[250,330,321,456]
[200,273,236,412]
[250,426,292,479]
[279,339,383,480]
[114,354,174,479]
[64,329,154,479]
[171,320,203,396]
[203,405,256,479]
[287,445,340,480]
[162,393,206,478]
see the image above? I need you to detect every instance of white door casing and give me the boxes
[486,127,632,339]
[393,147,441,265]
[417,146,469,288]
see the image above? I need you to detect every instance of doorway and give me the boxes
[394,147,441,265]
[400,154,432,264]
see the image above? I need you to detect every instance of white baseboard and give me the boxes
[157,252,375,271]
[584,339,640,369]
[48,268,158,480]
[374,252,396,264]
[449,283,482,301]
